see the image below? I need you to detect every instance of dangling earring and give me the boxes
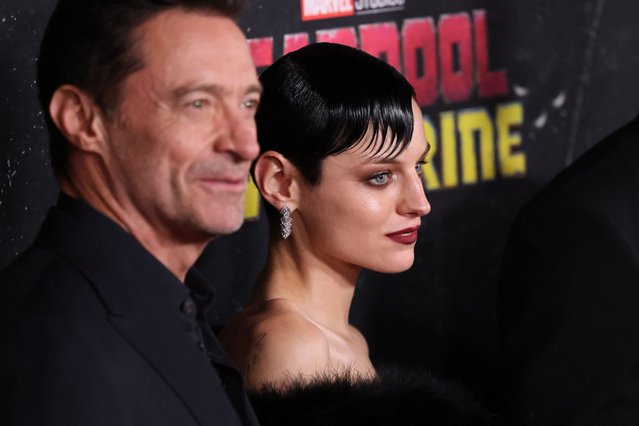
[280,205,292,239]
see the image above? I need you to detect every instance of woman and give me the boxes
[220,43,498,425]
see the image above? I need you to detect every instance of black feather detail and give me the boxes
[249,365,502,426]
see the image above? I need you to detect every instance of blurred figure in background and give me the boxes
[500,116,639,425]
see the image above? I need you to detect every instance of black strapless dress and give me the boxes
[248,364,502,425]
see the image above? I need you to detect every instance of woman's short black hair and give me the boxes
[38,0,244,178]
[255,42,416,186]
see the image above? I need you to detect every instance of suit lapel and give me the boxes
[37,196,247,426]
[108,314,243,426]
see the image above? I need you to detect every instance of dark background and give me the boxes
[2,0,639,405]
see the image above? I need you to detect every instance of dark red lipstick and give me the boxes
[386,226,420,245]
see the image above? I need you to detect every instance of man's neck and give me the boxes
[59,180,207,283]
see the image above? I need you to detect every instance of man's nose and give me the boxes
[215,106,260,162]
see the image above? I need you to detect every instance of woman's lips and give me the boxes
[386,226,420,245]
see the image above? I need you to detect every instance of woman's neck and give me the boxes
[253,237,361,334]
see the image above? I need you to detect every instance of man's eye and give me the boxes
[189,99,206,109]
[243,98,259,109]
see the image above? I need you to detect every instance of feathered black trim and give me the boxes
[248,365,501,425]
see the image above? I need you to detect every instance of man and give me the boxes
[499,116,639,425]
[0,0,261,424]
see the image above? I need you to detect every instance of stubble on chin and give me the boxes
[194,199,247,238]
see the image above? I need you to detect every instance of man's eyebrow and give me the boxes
[173,84,222,98]
[172,82,263,98]
[248,82,263,96]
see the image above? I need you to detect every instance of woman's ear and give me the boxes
[253,150,300,211]
[49,84,108,153]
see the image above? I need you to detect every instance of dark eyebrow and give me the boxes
[421,146,430,160]
[173,84,221,99]
[249,82,264,96]
[172,82,263,99]
[365,145,430,165]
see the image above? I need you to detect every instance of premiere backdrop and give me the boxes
[2,0,639,402]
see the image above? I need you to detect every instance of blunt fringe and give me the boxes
[255,42,416,186]
[37,0,245,177]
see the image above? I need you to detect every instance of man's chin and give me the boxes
[202,216,246,237]
[183,204,247,240]
[216,220,245,236]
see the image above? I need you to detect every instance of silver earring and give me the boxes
[280,205,292,239]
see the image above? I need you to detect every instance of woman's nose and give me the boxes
[400,174,431,217]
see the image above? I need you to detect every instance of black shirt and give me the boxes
[0,193,259,426]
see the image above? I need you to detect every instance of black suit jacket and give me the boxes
[499,116,639,425]
[0,195,259,426]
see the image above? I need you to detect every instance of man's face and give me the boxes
[104,10,261,244]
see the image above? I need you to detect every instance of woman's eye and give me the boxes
[415,161,426,175]
[368,172,390,186]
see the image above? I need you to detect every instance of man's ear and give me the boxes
[253,150,300,211]
[49,84,108,153]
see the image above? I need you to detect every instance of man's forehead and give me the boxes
[128,10,257,86]
[133,10,246,58]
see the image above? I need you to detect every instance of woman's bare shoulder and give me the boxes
[348,324,370,353]
[221,298,322,340]
[242,299,328,347]
[219,299,331,390]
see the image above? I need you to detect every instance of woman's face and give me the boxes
[296,100,431,273]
